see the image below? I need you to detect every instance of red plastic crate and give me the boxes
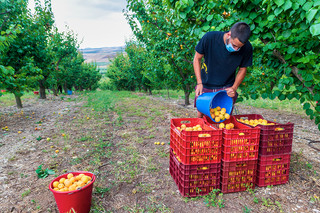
[256,154,291,187]
[170,118,222,165]
[169,149,221,197]
[220,160,257,193]
[233,114,294,156]
[204,116,260,161]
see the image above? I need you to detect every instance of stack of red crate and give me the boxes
[204,116,260,193]
[169,118,222,197]
[233,114,294,187]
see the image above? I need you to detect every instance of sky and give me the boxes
[28,0,133,49]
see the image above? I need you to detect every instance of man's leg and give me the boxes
[197,110,203,118]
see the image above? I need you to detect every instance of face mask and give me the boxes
[226,38,240,52]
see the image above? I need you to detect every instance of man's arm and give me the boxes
[225,67,247,97]
[193,51,204,96]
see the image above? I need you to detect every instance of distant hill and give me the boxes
[80,46,125,64]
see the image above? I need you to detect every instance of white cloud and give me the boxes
[28,0,133,48]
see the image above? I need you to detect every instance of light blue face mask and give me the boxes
[226,38,240,52]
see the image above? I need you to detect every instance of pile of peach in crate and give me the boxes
[169,109,294,197]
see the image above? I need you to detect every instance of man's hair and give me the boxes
[230,22,251,44]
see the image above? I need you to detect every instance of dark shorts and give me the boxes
[194,86,238,114]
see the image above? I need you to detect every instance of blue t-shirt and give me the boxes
[195,31,253,89]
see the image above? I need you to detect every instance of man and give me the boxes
[193,22,253,118]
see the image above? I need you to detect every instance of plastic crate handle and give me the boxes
[197,166,209,170]
[236,163,247,167]
[238,132,248,136]
[272,158,282,161]
[180,120,191,124]
[198,133,211,138]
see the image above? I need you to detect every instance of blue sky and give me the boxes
[28,0,133,48]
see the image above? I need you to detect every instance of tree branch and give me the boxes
[0,11,10,16]
[0,16,9,32]
[169,56,185,82]
[272,49,314,95]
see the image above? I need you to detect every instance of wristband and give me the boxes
[197,83,202,85]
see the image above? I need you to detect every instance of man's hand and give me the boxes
[195,84,203,97]
[225,87,236,97]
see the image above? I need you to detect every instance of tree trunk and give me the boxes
[52,87,58,96]
[14,93,23,108]
[63,82,68,94]
[167,88,170,99]
[148,88,152,95]
[184,84,191,105]
[184,91,190,105]
[58,85,63,93]
[39,80,46,99]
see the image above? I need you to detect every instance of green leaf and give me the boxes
[314,93,320,101]
[274,90,281,97]
[315,106,320,112]
[207,15,214,21]
[47,170,55,175]
[274,7,284,16]
[262,93,268,99]
[287,46,295,54]
[303,102,310,110]
[302,2,313,11]
[279,94,286,100]
[298,0,306,6]
[306,108,313,116]
[283,0,292,11]
[180,12,187,19]
[202,25,210,31]
[283,30,291,38]
[292,2,299,10]
[287,93,294,100]
[306,9,318,23]
[315,116,320,125]
[315,0,320,6]
[318,124,320,132]
[268,15,275,21]
[275,0,285,6]
[310,23,320,36]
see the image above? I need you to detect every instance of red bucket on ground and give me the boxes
[34,91,39,95]
[49,171,96,213]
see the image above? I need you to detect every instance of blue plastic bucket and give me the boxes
[67,90,72,95]
[196,91,233,123]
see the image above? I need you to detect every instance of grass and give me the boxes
[0,91,36,107]
[239,96,305,115]
[0,88,307,117]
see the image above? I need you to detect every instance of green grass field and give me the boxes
[0,92,36,107]
[0,89,305,116]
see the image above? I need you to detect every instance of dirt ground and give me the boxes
[0,92,320,213]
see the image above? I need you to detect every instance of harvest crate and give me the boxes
[170,118,222,165]
[220,160,257,193]
[169,149,221,197]
[204,116,260,162]
[256,154,291,187]
[233,114,294,156]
